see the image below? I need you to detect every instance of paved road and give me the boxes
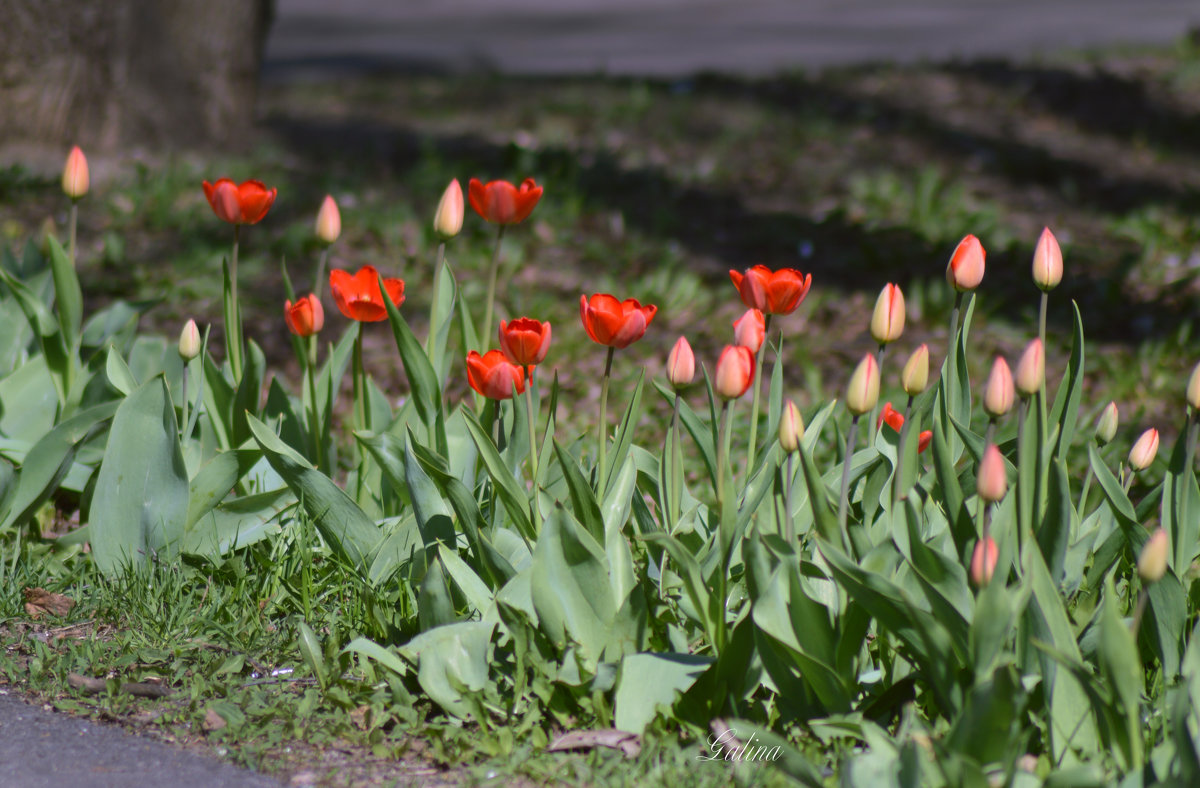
[0,690,281,788]
[265,0,1200,79]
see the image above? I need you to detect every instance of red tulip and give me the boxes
[285,294,324,337]
[714,345,756,400]
[728,265,812,315]
[466,350,526,400]
[875,402,931,453]
[201,178,277,225]
[468,177,543,225]
[733,308,765,353]
[329,265,406,322]
[579,294,657,349]
[499,317,552,366]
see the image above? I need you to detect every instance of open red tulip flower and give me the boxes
[499,318,551,367]
[330,265,406,322]
[876,402,932,453]
[201,178,277,225]
[284,294,324,337]
[579,294,658,349]
[466,350,527,400]
[729,265,813,315]
[468,177,543,225]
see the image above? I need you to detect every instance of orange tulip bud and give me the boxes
[178,319,201,362]
[869,283,905,344]
[434,179,465,238]
[285,294,325,338]
[1014,338,1044,398]
[1128,428,1160,471]
[714,345,756,400]
[733,308,765,353]
[977,444,1007,503]
[901,344,930,396]
[62,146,89,199]
[666,336,695,389]
[1095,402,1118,444]
[1138,528,1169,584]
[983,357,1014,418]
[315,195,341,244]
[846,354,880,416]
[970,535,999,587]
[1032,227,1063,291]
[945,234,986,292]
[499,317,551,367]
[779,400,804,452]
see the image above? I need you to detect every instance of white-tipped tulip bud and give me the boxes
[1188,361,1200,412]
[1128,428,1160,471]
[433,179,464,239]
[977,444,1007,503]
[666,336,695,389]
[846,354,880,417]
[983,357,1014,418]
[1031,227,1063,291]
[315,195,341,244]
[1095,402,1118,445]
[970,535,999,587]
[1138,528,1169,584]
[62,146,89,199]
[869,283,905,344]
[779,400,804,453]
[1014,338,1044,398]
[901,344,930,396]
[945,234,986,292]
[178,319,201,362]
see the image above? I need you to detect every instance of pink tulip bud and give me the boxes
[901,344,930,396]
[1014,338,1044,398]
[434,179,465,239]
[1138,528,1169,584]
[666,336,695,389]
[846,354,880,416]
[945,234,986,292]
[62,146,89,199]
[869,283,905,344]
[714,345,755,400]
[779,400,804,453]
[983,357,1014,418]
[970,535,999,587]
[733,308,765,354]
[315,195,341,244]
[1032,227,1063,291]
[1128,428,1159,471]
[977,444,1007,503]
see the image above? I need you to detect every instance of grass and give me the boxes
[5,37,1200,785]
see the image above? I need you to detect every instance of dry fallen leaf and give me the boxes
[203,708,227,731]
[23,587,75,619]
[546,728,641,758]
[349,704,371,731]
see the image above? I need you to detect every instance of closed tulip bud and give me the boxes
[977,444,1007,503]
[1095,402,1118,444]
[733,308,765,353]
[970,535,999,587]
[714,345,756,400]
[945,234,986,292]
[869,283,905,344]
[178,319,201,362]
[1188,361,1200,412]
[846,354,880,416]
[62,146,89,200]
[901,344,930,396]
[666,336,695,389]
[433,179,464,239]
[779,400,804,453]
[1128,428,1160,471]
[983,357,1014,418]
[315,195,341,244]
[1032,227,1063,291]
[1138,528,1169,584]
[1014,338,1044,398]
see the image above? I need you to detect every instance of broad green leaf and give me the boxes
[398,621,495,720]
[232,339,266,446]
[613,652,712,734]
[462,408,532,538]
[603,371,643,498]
[0,356,58,444]
[553,439,604,543]
[1145,572,1187,681]
[381,276,442,447]
[654,379,717,487]
[182,487,292,557]
[418,557,456,631]
[1047,302,1086,456]
[46,236,82,351]
[184,449,261,529]
[438,544,494,617]
[104,345,138,396]
[1099,575,1144,768]
[297,621,327,688]
[90,377,189,572]
[342,637,409,677]
[1037,457,1073,583]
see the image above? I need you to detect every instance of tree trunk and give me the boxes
[0,0,273,150]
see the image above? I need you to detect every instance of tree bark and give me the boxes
[0,0,273,150]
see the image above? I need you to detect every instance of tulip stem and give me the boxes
[717,400,734,512]
[868,343,886,445]
[597,346,615,494]
[667,393,683,528]
[838,415,860,556]
[978,504,993,587]
[1131,588,1150,637]
[1078,463,1095,517]
[428,242,446,356]
[784,452,797,547]
[314,246,330,300]
[482,226,506,343]
[524,366,540,526]
[353,326,368,433]
[180,367,189,442]
[227,225,243,380]
[68,201,78,269]
[1038,291,1048,351]
[745,315,772,475]
[1122,464,1135,494]
[893,394,914,506]
[307,354,321,471]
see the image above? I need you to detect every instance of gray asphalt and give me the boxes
[265,0,1200,79]
[0,689,282,788]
